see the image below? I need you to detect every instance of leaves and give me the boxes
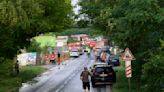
[79,0,164,91]
[0,0,73,58]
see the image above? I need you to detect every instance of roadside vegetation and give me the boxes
[78,0,164,91]
[0,0,73,91]
[113,62,138,92]
[0,64,46,92]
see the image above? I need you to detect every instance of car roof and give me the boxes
[95,65,112,68]
[93,62,112,67]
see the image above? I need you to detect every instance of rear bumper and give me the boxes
[95,82,113,85]
[70,53,79,57]
[91,77,115,85]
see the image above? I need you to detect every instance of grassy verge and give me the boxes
[112,62,139,92]
[0,65,46,92]
[18,65,46,83]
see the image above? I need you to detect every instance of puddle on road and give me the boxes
[21,79,38,89]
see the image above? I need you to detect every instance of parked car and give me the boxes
[107,55,120,66]
[91,63,116,87]
[69,48,80,57]
[98,47,111,62]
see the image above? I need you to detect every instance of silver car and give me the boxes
[70,48,80,57]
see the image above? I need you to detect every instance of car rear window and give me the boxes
[71,49,78,52]
[95,67,113,74]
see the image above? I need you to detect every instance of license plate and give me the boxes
[100,74,108,77]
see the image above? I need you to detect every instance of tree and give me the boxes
[78,0,164,91]
[0,0,73,77]
[141,40,164,92]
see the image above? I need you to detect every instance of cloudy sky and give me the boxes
[71,0,81,14]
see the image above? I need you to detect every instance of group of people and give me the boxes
[49,52,61,65]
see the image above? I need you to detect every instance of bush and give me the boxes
[0,59,14,78]
[0,62,46,92]
[112,62,139,92]
[141,50,164,92]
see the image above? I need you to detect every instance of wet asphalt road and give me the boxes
[59,53,112,92]
[19,52,112,92]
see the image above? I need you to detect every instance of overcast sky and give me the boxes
[71,0,81,14]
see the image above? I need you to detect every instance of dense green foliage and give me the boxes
[0,0,73,89]
[57,28,91,36]
[0,0,73,59]
[113,64,138,92]
[79,0,164,91]
[26,40,41,52]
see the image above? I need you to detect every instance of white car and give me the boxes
[70,49,80,57]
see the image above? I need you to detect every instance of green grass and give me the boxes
[18,65,46,82]
[33,36,56,47]
[0,77,22,92]
[0,65,46,92]
[112,62,139,92]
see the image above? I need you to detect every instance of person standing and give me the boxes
[50,52,56,64]
[80,67,91,92]
[57,52,61,65]
[86,47,91,57]
[15,60,19,74]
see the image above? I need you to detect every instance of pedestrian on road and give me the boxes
[57,52,61,65]
[80,67,91,92]
[50,52,56,64]
[15,60,19,74]
[86,47,91,57]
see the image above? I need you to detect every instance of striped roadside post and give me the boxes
[122,48,135,92]
[126,61,132,78]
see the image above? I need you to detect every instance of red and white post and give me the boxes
[126,61,132,78]
[125,61,132,92]
[121,48,135,92]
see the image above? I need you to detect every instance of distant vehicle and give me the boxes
[95,48,101,53]
[97,47,111,62]
[101,47,110,54]
[107,55,120,66]
[97,49,103,61]
[82,46,87,52]
[91,63,116,87]
[69,48,80,57]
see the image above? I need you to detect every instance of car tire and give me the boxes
[92,82,96,88]
[91,77,96,87]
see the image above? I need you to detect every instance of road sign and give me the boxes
[121,48,135,61]
[121,48,136,92]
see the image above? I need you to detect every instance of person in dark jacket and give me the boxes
[57,52,60,65]
[80,67,91,92]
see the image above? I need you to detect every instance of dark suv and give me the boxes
[91,64,116,87]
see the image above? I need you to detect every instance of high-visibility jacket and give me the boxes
[50,54,56,60]
[86,47,90,53]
